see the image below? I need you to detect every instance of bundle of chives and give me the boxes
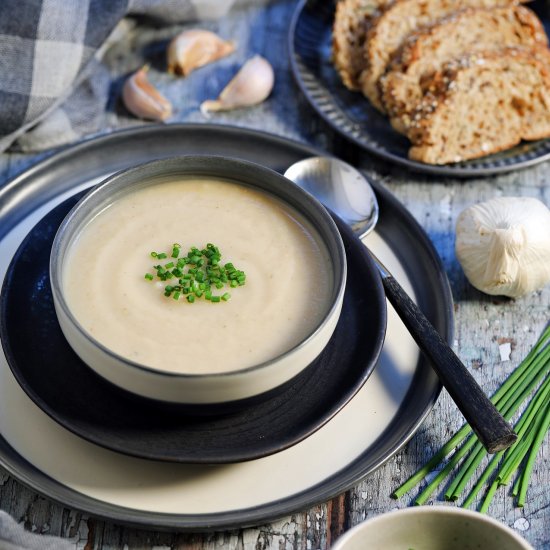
[392,324,550,511]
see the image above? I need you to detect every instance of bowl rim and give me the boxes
[332,506,534,550]
[49,154,352,380]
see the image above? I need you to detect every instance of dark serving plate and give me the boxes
[0,192,386,463]
[289,0,550,177]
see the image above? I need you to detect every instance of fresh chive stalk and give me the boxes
[392,324,550,512]
[461,451,504,509]
[517,401,550,507]
[145,243,245,303]
[447,370,550,504]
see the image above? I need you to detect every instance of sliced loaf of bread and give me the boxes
[407,47,550,164]
[360,0,527,111]
[332,0,387,90]
[381,6,547,133]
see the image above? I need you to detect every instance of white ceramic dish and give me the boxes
[49,156,352,404]
[331,506,534,550]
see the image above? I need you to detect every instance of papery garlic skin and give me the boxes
[200,55,274,113]
[122,67,172,121]
[455,197,550,298]
[167,30,235,76]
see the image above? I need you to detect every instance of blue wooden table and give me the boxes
[0,1,548,548]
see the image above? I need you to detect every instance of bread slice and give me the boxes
[332,0,388,90]
[407,47,550,164]
[360,0,527,111]
[381,6,547,133]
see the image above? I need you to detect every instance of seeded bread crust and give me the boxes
[407,47,550,164]
[332,0,388,90]
[381,6,547,134]
[360,0,526,112]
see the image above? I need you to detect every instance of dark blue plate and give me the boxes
[0,191,386,464]
[289,0,550,177]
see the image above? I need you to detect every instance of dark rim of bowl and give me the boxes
[49,155,352,380]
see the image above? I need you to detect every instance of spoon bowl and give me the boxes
[284,157,379,239]
[284,156,517,454]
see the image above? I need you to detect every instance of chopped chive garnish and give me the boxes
[144,243,246,304]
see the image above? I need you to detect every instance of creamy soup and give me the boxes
[62,178,334,374]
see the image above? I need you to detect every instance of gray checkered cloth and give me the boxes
[0,0,223,153]
[0,511,73,550]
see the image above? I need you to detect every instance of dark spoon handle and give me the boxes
[374,258,517,454]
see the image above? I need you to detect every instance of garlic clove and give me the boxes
[167,29,235,76]
[200,55,274,113]
[122,67,172,121]
[455,197,550,298]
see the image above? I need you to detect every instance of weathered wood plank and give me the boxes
[0,0,548,548]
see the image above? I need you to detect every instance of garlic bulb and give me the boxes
[200,55,274,113]
[122,67,172,121]
[455,197,550,298]
[167,29,235,76]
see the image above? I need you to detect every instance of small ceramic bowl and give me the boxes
[50,156,356,404]
[331,506,534,550]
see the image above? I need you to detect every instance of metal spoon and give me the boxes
[284,157,516,454]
